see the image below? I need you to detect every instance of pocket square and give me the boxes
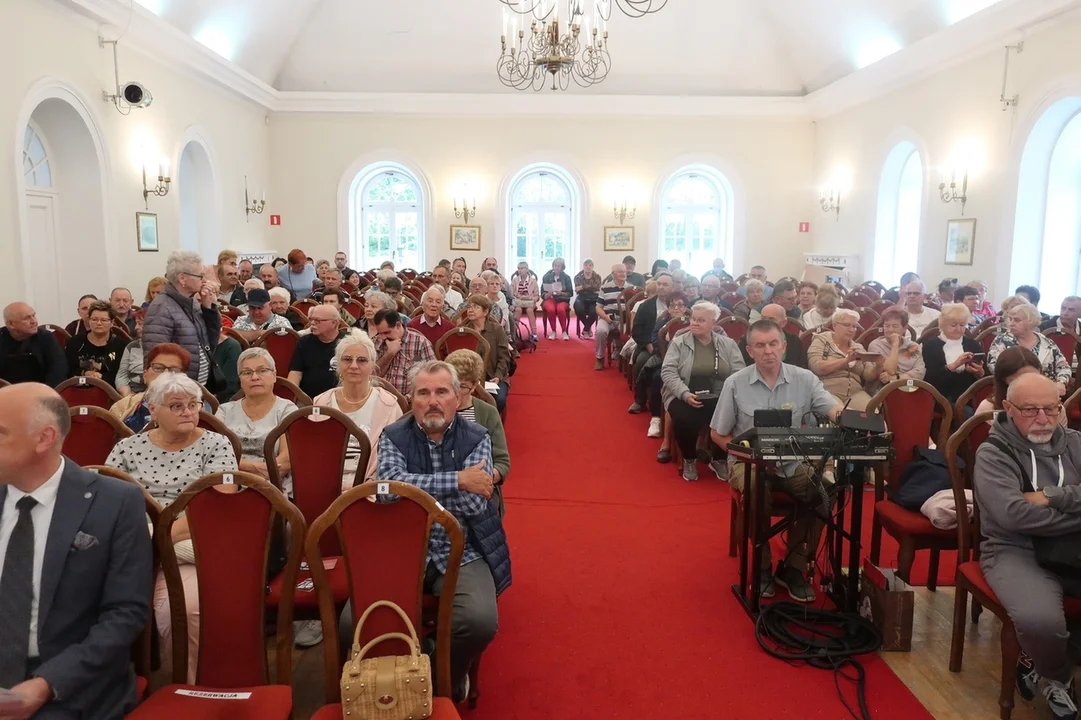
[72,531,99,551]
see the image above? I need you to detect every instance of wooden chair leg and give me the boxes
[468,654,481,709]
[896,539,916,585]
[927,548,940,592]
[728,494,740,557]
[972,600,984,624]
[949,583,968,672]
[999,623,1020,720]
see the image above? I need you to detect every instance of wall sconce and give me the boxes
[454,186,476,220]
[142,161,171,209]
[819,187,841,219]
[939,168,968,215]
[614,195,636,225]
[245,176,266,222]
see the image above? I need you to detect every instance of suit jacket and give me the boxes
[631,296,661,349]
[0,461,153,719]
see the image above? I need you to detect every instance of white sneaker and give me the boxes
[647,417,662,438]
[547,331,556,340]
[293,619,323,648]
[562,331,570,340]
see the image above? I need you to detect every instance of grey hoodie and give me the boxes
[975,415,1081,552]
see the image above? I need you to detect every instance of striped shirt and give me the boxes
[598,281,628,318]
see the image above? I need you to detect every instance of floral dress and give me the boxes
[987,332,1071,385]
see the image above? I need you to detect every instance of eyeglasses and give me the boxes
[166,400,203,416]
[238,367,275,378]
[1011,404,1063,418]
[148,363,184,374]
[339,356,371,366]
[904,291,923,296]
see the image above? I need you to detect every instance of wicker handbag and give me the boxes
[340,600,433,720]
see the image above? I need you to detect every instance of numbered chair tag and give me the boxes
[435,501,445,513]
[78,407,88,416]
[78,377,87,385]
[222,473,235,485]
[312,407,321,416]
[377,482,390,495]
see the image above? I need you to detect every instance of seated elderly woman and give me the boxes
[541,257,574,341]
[574,259,603,338]
[923,302,986,404]
[510,261,541,340]
[456,276,489,318]
[797,281,818,317]
[105,372,237,684]
[358,289,395,338]
[808,308,879,411]
[989,300,1071,396]
[734,279,767,323]
[110,342,193,431]
[459,294,512,411]
[661,301,745,482]
[312,332,403,487]
[801,283,839,330]
[974,345,1066,427]
[214,347,297,492]
[867,307,926,394]
[444,348,511,516]
[482,270,511,333]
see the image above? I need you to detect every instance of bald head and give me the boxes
[1005,374,1062,444]
[4,302,39,340]
[1006,373,1058,405]
[0,384,69,487]
[760,304,788,325]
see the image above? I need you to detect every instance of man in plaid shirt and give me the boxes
[373,308,436,395]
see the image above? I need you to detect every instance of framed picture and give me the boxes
[604,226,635,252]
[450,224,481,251]
[944,218,976,265]
[136,212,158,252]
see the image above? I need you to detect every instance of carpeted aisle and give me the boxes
[469,334,934,719]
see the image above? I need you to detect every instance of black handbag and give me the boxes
[984,435,1081,579]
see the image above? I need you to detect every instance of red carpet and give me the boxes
[469,334,933,719]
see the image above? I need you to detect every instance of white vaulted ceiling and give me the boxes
[123,0,1027,96]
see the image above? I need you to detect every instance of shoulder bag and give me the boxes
[341,600,433,720]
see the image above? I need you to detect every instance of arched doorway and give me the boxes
[16,89,110,325]
[177,136,218,258]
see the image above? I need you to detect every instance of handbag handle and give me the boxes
[350,600,421,656]
[350,632,422,670]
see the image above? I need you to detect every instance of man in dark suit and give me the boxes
[630,272,675,437]
[0,303,66,387]
[0,383,151,720]
[738,304,808,369]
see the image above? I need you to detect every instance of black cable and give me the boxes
[755,602,882,720]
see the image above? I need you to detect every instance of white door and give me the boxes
[24,191,62,324]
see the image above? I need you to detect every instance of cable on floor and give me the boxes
[755,601,882,720]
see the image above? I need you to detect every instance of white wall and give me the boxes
[811,10,1081,303]
[0,0,270,313]
[267,114,815,278]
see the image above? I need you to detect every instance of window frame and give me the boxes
[505,164,580,276]
[349,164,426,271]
[655,166,732,277]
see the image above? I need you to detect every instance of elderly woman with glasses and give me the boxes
[105,372,238,685]
[867,307,925,393]
[460,294,512,411]
[801,284,839,330]
[808,308,879,411]
[923,302,986,404]
[312,332,403,488]
[989,301,1071,397]
[359,289,395,338]
[214,347,297,491]
[110,342,193,431]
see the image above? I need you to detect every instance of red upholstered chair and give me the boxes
[306,482,464,719]
[291,299,318,318]
[871,300,895,315]
[720,291,743,308]
[435,326,491,369]
[342,300,362,321]
[727,467,796,558]
[231,376,312,407]
[223,327,250,350]
[56,376,121,409]
[859,281,886,297]
[857,308,881,331]
[972,316,999,337]
[717,317,749,344]
[782,319,803,337]
[197,383,220,414]
[221,305,242,322]
[866,379,956,589]
[127,471,304,720]
[954,376,994,427]
[917,327,942,344]
[370,376,410,413]
[1043,329,1078,365]
[263,406,370,614]
[400,268,418,280]
[64,406,133,466]
[254,327,301,378]
[975,326,999,354]
[943,413,1081,720]
[43,323,71,350]
[857,326,884,348]
[799,328,816,352]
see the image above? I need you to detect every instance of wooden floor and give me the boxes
[882,586,1048,720]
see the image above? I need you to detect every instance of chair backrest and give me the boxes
[954,376,994,425]
[399,268,418,280]
[110,325,132,343]
[342,300,363,320]
[291,300,317,318]
[263,406,370,557]
[254,327,301,377]
[1043,330,1078,363]
[435,326,491,370]
[231,376,312,407]
[856,326,884,348]
[141,412,243,461]
[857,308,881,331]
[64,406,134,466]
[198,383,220,413]
[306,481,462,702]
[221,306,242,321]
[158,471,304,688]
[972,316,999,336]
[871,300,895,315]
[56,376,121,409]
[223,327,250,350]
[473,385,497,407]
[735,273,750,286]
[917,327,941,343]
[975,326,999,353]
[370,376,410,413]
[717,317,749,344]
[883,288,900,303]
[867,378,954,487]
[720,292,743,308]
[799,329,816,352]
[944,412,995,561]
[720,281,739,294]
[1065,386,1081,431]
[43,324,71,350]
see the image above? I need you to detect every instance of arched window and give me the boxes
[657,167,732,277]
[351,165,425,270]
[873,142,924,285]
[508,166,577,272]
[23,123,52,189]
[1013,99,1081,311]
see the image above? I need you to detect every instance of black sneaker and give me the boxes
[1016,652,1040,701]
[759,569,776,599]
[656,448,671,464]
[1043,678,1078,720]
[774,563,816,603]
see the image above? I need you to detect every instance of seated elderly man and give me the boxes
[738,303,807,368]
[216,264,245,307]
[769,280,802,320]
[1040,296,1081,337]
[339,360,508,704]
[373,308,437,396]
[976,373,1081,720]
[901,280,940,337]
[259,263,297,303]
[231,288,291,341]
[312,267,345,302]
[0,302,66,386]
[594,264,630,370]
[409,285,450,347]
[711,319,843,602]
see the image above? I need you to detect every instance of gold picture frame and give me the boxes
[136,212,159,252]
[603,226,635,252]
[450,224,481,251]
[944,218,976,266]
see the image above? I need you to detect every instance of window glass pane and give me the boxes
[894,152,922,280]
[509,170,574,272]
[357,169,424,269]
[660,172,725,277]
[27,135,46,165]
[35,165,51,188]
[665,175,717,207]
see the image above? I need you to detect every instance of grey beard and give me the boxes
[1026,429,1055,444]
[421,415,448,431]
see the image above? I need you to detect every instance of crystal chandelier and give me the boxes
[497,0,612,91]
[499,0,667,19]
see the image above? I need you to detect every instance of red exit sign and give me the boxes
[270,215,282,226]
[798,222,810,233]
